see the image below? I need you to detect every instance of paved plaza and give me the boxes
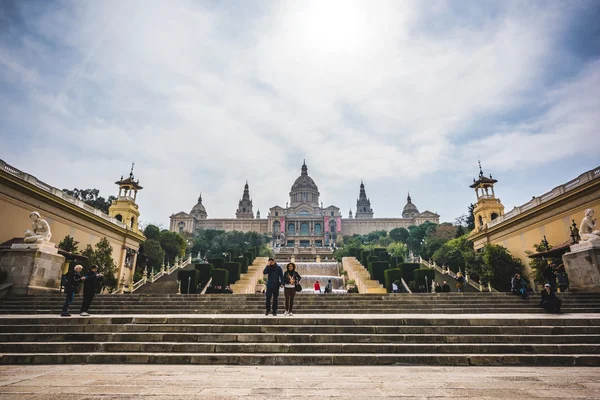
[1,365,599,399]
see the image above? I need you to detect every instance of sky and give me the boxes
[1,0,599,227]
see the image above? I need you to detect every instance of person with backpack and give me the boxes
[324,279,333,294]
[79,265,103,316]
[283,262,301,316]
[61,265,84,317]
[511,273,529,300]
[455,272,465,292]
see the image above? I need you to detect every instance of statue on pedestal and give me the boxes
[23,211,52,244]
[579,209,600,242]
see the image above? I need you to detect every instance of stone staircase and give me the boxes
[1,313,599,365]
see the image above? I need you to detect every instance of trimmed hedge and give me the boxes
[194,263,214,285]
[384,268,403,293]
[360,250,370,268]
[370,261,390,285]
[399,263,421,283]
[208,258,225,269]
[390,255,404,269]
[212,268,229,288]
[243,252,254,265]
[373,248,387,256]
[223,262,241,284]
[379,252,390,262]
[235,256,249,274]
[413,268,436,291]
[177,269,200,294]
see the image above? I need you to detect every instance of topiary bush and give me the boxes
[399,263,421,283]
[379,252,390,262]
[223,262,241,284]
[208,258,225,269]
[243,252,254,265]
[370,261,390,285]
[413,268,436,292]
[177,269,200,294]
[212,268,229,288]
[235,256,249,274]
[360,250,370,268]
[194,263,214,286]
[384,268,403,293]
[373,248,387,257]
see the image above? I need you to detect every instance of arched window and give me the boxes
[478,215,484,226]
[315,223,322,235]
[130,217,135,229]
[490,213,499,221]
[273,221,281,233]
[288,223,295,234]
[115,214,122,222]
[331,211,334,216]
[363,207,366,212]
[275,211,279,216]
[243,207,246,212]
[300,222,309,235]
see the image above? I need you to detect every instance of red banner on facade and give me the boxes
[280,217,285,232]
[336,216,342,232]
[324,216,330,232]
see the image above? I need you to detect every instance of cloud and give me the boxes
[0,0,598,224]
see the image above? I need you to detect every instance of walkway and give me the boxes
[0,365,599,399]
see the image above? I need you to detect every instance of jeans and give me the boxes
[284,287,296,312]
[62,290,75,314]
[265,286,279,313]
[80,291,95,313]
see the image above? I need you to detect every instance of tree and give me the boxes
[58,235,79,254]
[389,227,409,243]
[525,239,553,285]
[159,230,187,263]
[143,224,161,241]
[139,239,165,273]
[429,223,457,241]
[81,238,118,289]
[455,204,476,231]
[62,188,116,214]
[386,242,408,259]
[481,244,525,291]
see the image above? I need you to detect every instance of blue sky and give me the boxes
[1,0,599,226]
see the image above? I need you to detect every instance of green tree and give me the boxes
[389,227,409,243]
[58,235,79,254]
[455,204,476,231]
[81,238,118,289]
[62,188,116,214]
[139,239,165,273]
[143,224,161,240]
[159,230,187,263]
[525,239,552,285]
[481,244,525,291]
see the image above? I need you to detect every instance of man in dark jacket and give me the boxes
[263,258,283,316]
[61,265,84,317]
[542,263,557,291]
[540,283,562,313]
[441,281,451,292]
[80,265,103,316]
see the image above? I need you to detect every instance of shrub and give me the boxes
[223,262,241,284]
[177,269,200,294]
[194,263,214,286]
[370,261,390,285]
[413,269,435,291]
[379,252,390,262]
[208,258,225,269]
[384,268,403,293]
[340,269,348,276]
[360,250,370,267]
[347,279,356,285]
[212,268,229,288]
[235,256,249,274]
[399,263,421,283]
[373,248,387,256]
[243,252,254,265]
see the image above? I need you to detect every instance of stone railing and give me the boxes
[129,254,192,293]
[342,257,387,294]
[231,257,269,294]
[0,159,128,230]
[486,166,600,229]
[420,257,498,292]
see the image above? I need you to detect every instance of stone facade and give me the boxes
[169,161,440,243]
[0,248,65,294]
[562,241,600,292]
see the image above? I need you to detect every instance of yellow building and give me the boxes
[0,159,145,290]
[468,164,600,277]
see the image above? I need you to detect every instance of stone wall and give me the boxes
[0,249,65,294]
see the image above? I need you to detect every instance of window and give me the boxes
[300,222,309,235]
[363,207,366,212]
[273,221,281,233]
[275,211,279,216]
[331,211,334,216]
[490,213,499,220]
[478,215,484,226]
[243,207,246,212]
[115,214,122,222]
[130,217,135,228]
[288,223,295,234]
[315,223,322,235]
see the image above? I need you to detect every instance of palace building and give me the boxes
[169,161,440,246]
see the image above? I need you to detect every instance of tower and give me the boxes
[190,194,208,220]
[108,163,143,233]
[355,181,374,219]
[349,208,353,218]
[402,192,420,219]
[289,160,320,207]
[256,208,261,219]
[236,181,254,219]
[470,161,504,232]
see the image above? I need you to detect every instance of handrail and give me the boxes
[200,277,213,295]
[420,256,498,292]
[400,278,412,294]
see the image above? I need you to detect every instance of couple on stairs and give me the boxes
[263,258,301,316]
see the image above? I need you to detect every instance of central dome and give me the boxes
[289,160,320,207]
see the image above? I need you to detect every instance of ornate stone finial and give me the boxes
[407,192,412,203]
[478,160,483,177]
[198,193,203,203]
[130,162,135,178]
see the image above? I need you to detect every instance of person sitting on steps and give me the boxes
[540,283,562,313]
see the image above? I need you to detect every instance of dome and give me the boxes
[403,202,418,213]
[191,194,207,217]
[402,192,419,217]
[289,160,320,207]
[291,175,318,191]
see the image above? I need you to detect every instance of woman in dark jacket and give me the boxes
[283,262,301,316]
[540,284,562,313]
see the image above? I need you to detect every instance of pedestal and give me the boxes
[0,245,65,294]
[562,241,600,292]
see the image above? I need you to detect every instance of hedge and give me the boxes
[390,255,404,269]
[373,248,387,256]
[370,261,390,285]
[177,269,200,294]
[208,258,225,269]
[235,256,249,274]
[399,263,421,283]
[379,252,390,262]
[384,268,403,293]
[360,250,370,268]
[194,263,214,286]
[223,262,241,284]
[243,252,254,265]
[212,268,229,288]
[413,268,436,292]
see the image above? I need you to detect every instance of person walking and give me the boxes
[283,262,301,316]
[80,265,103,316]
[455,272,465,292]
[511,273,529,300]
[540,283,562,313]
[314,280,321,294]
[392,281,399,294]
[324,279,333,294]
[263,258,283,316]
[542,263,557,292]
[61,265,84,317]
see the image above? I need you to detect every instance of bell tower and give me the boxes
[470,161,504,232]
[108,163,143,233]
